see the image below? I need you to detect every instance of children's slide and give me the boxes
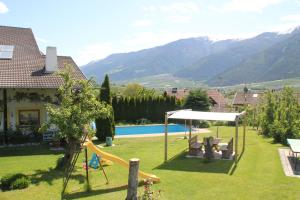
[83,140,160,182]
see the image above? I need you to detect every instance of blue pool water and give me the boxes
[116,124,188,136]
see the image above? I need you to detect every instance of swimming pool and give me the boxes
[116,124,188,136]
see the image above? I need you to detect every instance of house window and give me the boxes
[0,45,14,59]
[18,110,40,126]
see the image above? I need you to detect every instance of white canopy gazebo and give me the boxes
[164,110,246,163]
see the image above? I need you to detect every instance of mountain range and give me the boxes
[81,26,300,87]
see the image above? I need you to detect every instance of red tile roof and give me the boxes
[207,90,227,106]
[232,92,262,106]
[0,26,86,88]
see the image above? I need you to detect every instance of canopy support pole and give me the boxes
[235,117,238,163]
[164,113,168,162]
[189,119,192,140]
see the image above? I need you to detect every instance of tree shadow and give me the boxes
[62,181,144,199]
[0,144,63,157]
[30,167,85,186]
[62,184,128,199]
[155,150,235,174]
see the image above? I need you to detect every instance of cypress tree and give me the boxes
[95,75,116,141]
[112,96,119,121]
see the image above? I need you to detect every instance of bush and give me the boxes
[1,173,30,191]
[55,156,65,170]
[10,177,30,190]
[193,120,210,128]
[213,121,226,126]
[138,179,161,200]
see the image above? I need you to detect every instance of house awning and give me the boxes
[168,110,245,122]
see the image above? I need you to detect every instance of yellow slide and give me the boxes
[83,140,160,182]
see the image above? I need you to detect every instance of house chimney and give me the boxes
[45,46,57,73]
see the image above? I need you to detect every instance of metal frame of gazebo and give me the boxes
[164,110,246,163]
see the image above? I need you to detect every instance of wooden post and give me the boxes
[189,119,192,140]
[126,158,139,200]
[84,148,89,185]
[164,113,168,162]
[235,118,238,163]
[3,89,8,144]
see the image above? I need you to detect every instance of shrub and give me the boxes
[138,179,161,200]
[193,120,210,128]
[1,173,30,191]
[55,156,65,170]
[10,177,30,190]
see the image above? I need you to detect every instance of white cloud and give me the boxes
[270,23,300,33]
[76,43,113,66]
[168,15,191,23]
[159,2,199,13]
[216,0,283,13]
[0,1,8,14]
[143,2,199,24]
[121,31,259,52]
[144,2,200,14]
[132,19,152,27]
[281,14,300,22]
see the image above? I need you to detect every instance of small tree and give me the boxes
[183,89,210,111]
[40,65,110,166]
[95,75,116,141]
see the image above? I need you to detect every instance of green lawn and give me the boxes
[0,126,300,200]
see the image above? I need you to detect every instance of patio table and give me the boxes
[287,139,300,169]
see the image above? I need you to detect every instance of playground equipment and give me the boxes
[62,131,160,193]
[89,153,100,169]
[84,139,160,182]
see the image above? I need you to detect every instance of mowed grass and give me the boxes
[1,126,300,200]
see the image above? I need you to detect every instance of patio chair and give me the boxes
[212,138,222,151]
[219,138,233,159]
[188,135,202,156]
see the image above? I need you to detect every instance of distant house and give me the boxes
[207,90,230,112]
[165,88,189,100]
[165,88,229,112]
[232,91,263,110]
[0,26,86,140]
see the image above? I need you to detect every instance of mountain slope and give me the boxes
[81,37,237,82]
[82,27,300,87]
[175,32,288,81]
[208,30,300,86]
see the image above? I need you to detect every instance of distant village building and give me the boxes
[165,88,229,112]
[232,91,263,110]
[165,88,190,100]
[0,26,86,136]
[207,90,230,112]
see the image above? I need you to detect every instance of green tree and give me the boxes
[183,89,210,111]
[40,65,110,166]
[259,87,300,143]
[95,75,116,141]
[123,83,156,98]
[123,83,144,97]
[260,91,277,136]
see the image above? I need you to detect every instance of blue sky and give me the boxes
[1,0,300,66]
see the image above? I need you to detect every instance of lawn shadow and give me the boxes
[154,150,234,174]
[0,144,63,157]
[62,184,128,199]
[62,181,145,199]
[30,167,85,186]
